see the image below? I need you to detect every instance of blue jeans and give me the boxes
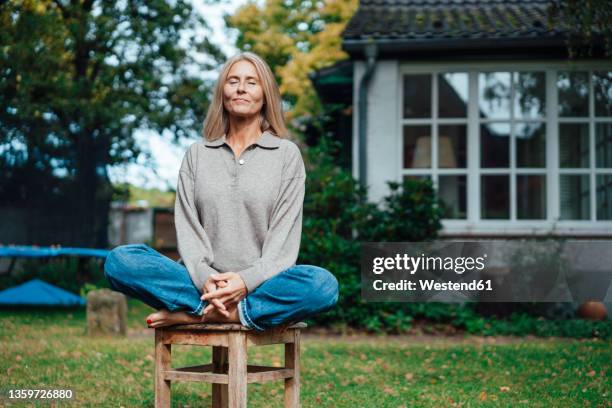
[103,243,339,331]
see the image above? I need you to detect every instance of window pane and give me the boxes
[595,123,612,168]
[481,175,509,219]
[479,72,511,119]
[594,71,612,117]
[438,125,467,168]
[514,72,546,118]
[439,175,467,219]
[517,175,546,219]
[559,124,589,168]
[403,74,431,118]
[481,123,510,168]
[596,174,612,220]
[403,126,431,168]
[560,175,590,220]
[516,122,546,168]
[558,71,589,117]
[439,73,468,118]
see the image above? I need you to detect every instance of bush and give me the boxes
[300,135,448,332]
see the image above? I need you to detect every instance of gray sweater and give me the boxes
[174,130,306,294]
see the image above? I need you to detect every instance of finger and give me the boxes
[203,300,227,315]
[203,281,216,293]
[216,280,229,288]
[202,295,226,311]
[218,294,240,305]
[212,298,226,311]
[202,286,232,300]
[201,283,222,300]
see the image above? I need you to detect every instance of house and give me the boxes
[312,0,612,237]
[108,203,178,259]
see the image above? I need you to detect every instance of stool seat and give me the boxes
[154,321,305,408]
[170,322,308,331]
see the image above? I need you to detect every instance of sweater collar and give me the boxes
[204,130,281,149]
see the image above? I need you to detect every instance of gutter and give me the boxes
[358,40,378,188]
[344,35,570,51]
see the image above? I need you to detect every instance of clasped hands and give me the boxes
[200,272,247,317]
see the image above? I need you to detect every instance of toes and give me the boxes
[146,310,168,327]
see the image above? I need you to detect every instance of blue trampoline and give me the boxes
[0,245,110,276]
[0,246,110,258]
[0,278,86,306]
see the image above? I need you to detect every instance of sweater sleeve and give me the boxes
[236,142,306,293]
[175,144,217,294]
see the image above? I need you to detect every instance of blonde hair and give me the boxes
[202,52,289,141]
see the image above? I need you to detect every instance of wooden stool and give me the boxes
[154,322,305,408]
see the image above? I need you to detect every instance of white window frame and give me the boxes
[398,60,612,237]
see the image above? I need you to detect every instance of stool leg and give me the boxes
[212,346,228,408]
[228,332,247,408]
[284,330,300,408]
[155,329,171,408]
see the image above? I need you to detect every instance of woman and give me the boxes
[104,52,339,330]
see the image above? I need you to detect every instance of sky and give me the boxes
[107,0,248,191]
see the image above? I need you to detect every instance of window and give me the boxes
[400,65,612,228]
[403,72,468,219]
[558,71,612,220]
[479,71,547,220]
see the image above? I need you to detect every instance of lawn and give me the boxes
[0,299,609,407]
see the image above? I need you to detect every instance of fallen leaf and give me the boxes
[353,375,366,384]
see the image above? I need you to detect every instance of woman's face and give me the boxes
[223,60,265,119]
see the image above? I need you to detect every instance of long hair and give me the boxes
[202,52,289,141]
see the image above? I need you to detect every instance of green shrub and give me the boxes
[300,135,447,332]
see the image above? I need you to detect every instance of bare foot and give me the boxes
[203,304,240,324]
[146,306,240,328]
[146,309,203,328]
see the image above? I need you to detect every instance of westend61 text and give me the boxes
[373,279,493,291]
[372,253,487,275]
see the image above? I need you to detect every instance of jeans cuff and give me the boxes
[238,298,265,331]
[191,298,206,316]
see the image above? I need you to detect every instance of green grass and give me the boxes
[0,300,610,407]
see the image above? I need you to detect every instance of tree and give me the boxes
[548,0,612,59]
[0,0,224,247]
[225,0,358,121]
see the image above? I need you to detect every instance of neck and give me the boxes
[227,117,262,147]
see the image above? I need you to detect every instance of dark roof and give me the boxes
[342,0,606,59]
[309,59,353,104]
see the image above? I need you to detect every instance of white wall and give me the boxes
[353,60,400,205]
[108,207,153,247]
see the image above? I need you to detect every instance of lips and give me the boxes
[233,98,249,103]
